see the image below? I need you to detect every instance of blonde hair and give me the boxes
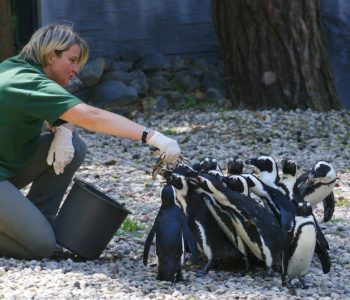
[19,23,89,70]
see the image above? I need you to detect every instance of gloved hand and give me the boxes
[47,126,75,175]
[147,130,181,163]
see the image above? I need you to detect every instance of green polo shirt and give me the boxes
[0,56,82,180]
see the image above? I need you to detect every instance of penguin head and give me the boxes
[160,184,177,207]
[226,156,244,175]
[308,161,336,184]
[241,173,258,189]
[196,172,224,194]
[296,201,313,217]
[163,171,188,192]
[245,155,276,174]
[281,159,298,177]
[198,157,223,174]
[173,163,199,178]
[222,175,249,195]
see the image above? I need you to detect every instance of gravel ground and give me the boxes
[0,108,349,300]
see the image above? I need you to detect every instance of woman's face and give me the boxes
[44,44,81,86]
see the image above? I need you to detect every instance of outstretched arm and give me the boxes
[59,103,181,163]
[59,103,155,142]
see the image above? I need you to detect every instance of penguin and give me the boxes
[163,165,244,275]
[222,175,250,196]
[281,185,332,288]
[143,183,198,283]
[296,161,336,222]
[280,159,298,201]
[282,185,331,288]
[191,172,284,272]
[242,173,296,241]
[193,157,223,176]
[192,164,254,268]
[226,156,244,176]
[245,156,288,195]
[175,164,251,270]
[282,201,317,289]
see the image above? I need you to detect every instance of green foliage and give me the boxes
[335,198,348,207]
[173,82,186,93]
[184,95,197,108]
[160,127,178,136]
[328,217,344,224]
[118,217,145,238]
[120,218,142,232]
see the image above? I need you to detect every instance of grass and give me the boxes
[117,217,146,238]
[160,127,178,136]
[335,197,348,207]
[328,217,344,224]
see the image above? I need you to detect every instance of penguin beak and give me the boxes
[306,177,315,185]
[162,169,173,181]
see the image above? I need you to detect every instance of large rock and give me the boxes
[136,53,170,72]
[92,80,138,109]
[79,58,107,87]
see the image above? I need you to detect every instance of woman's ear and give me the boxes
[46,52,56,65]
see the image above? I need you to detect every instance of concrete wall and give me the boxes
[39,0,219,59]
[321,0,350,109]
[38,0,350,109]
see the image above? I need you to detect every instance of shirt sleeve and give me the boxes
[22,75,83,125]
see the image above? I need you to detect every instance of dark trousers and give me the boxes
[0,132,87,259]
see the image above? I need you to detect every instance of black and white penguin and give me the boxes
[222,175,250,197]
[143,184,198,283]
[282,184,331,289]
[163,165,244,275]
[192,157,223,176]
[296,161,337,222]
[282,201,317,288]
[245,156,288,195]
[226,157,244,176]
[241,173,296,239]
[280,159,298,201]
[175,165,251,270]
[191,172,284,272]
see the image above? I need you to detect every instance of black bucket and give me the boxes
[53,177,131,260]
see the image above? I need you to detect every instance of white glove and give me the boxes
[147,130,181,163]
[47,126,75,175]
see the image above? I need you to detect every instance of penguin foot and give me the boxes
[265,267,274,276]
[298,278,309,289]
[255,267,273,278]
[283,278,309,289]
[175,271,184,283]
[233,271,247,277]
[197,260,214,277]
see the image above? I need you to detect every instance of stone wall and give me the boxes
[67,49,229,114]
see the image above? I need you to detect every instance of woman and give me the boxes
[0,24,181,259]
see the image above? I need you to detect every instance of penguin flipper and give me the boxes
[143,223,156,266]
[312,214,331,273]
[312,213,329,250]
[182,219,199,264]
[281,226,295,283]
[323,192,335,222]
[315,240,331,274]
[295,171,309,187]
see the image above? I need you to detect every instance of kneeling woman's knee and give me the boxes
[28,225,56,259]
[72,132,87,166]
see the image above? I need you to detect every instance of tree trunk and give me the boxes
[212,0,341,111]
[0,0,14,61]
